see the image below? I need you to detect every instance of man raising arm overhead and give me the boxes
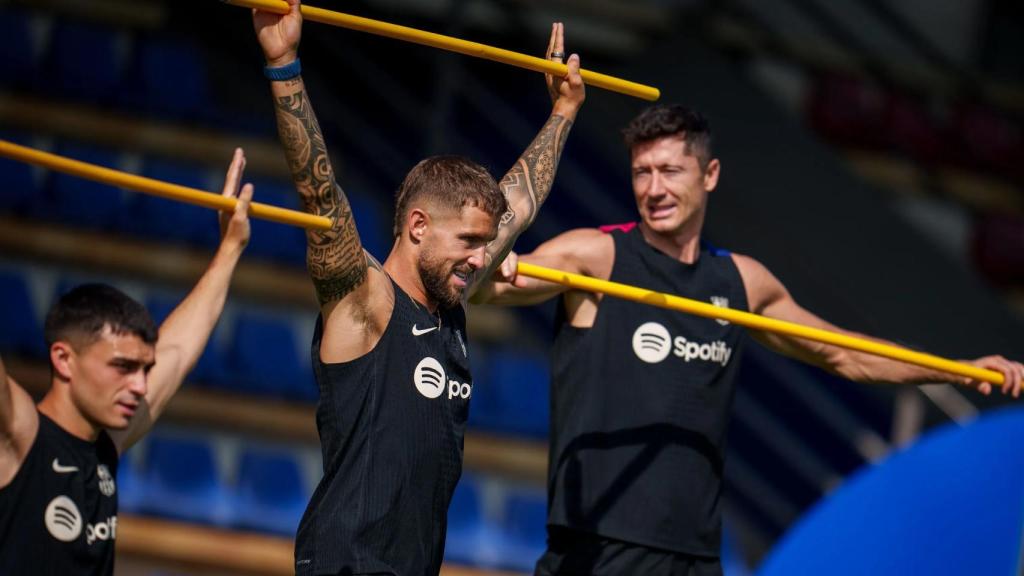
[254,2,584,574]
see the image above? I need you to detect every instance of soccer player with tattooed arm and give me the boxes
[253,1,585,574]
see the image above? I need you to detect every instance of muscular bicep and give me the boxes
[303,182,367,306]
[735,253,853,370]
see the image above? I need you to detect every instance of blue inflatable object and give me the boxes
[758,407,1024,576]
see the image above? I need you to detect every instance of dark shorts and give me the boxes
[535,527,723,576]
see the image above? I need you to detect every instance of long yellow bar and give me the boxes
[0,140,331,231]
[224,0,661,102]
[517,262,1005,385]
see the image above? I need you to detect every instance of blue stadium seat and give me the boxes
[47,142,125,230]
[144,294,229,387]
[115,446,144,513]
[139,434,232,525]
[447,473,482,532]
[0,132,37,215]
[136,38,209,119]
[347,192,391,263]
[229,311,316,401]
[479,350,550,437]
[244,178,306,265]
[43,20,124,104]
[500,491,548,570]
[444,474,492,566]
[127,158,217,247]
[143,293,177,327]
[233,447,309,536]
[0,270,44,357]
[466,347,501,428]
[0,8,35,90]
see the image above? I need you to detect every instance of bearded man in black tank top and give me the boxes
[252,2,586,574]
[474,105,1024,576]
[0,149,255,575]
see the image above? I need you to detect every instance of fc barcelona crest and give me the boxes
[710,296,730,326]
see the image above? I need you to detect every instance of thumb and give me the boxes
[502,252,519,279]
[566,54,581,79]
[235,183,254,218]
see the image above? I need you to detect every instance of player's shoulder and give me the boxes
[728,250,761,270]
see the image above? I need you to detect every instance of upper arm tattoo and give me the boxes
[274,86,367,305]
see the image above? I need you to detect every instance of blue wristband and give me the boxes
[264,58,301,81]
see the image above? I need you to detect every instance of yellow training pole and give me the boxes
[517,262,1005,385]
[0,140,331,231]
[225,0,661,102]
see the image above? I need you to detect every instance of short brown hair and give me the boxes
[393,155,507,236]
[622,104,713,171]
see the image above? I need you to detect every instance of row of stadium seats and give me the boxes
[119,432,314,535]
[808,72,1024,182]
[0,8,209,120]
[0,265,553,436]
[0,134,393,264]
[119,429,550,571]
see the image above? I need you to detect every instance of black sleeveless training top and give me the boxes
[0,412,120,575]
[547,223,748,557]
[296,277,473,575]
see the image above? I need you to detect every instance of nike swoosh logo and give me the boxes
[412,325,438,336]
[52,459,79,474]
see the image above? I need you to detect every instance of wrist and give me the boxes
[264,57,301,82]
[215,238,246,262]
[551,104,578,122]
[264,51,299,69]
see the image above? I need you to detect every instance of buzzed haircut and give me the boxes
[622,104,714,171]
[392,155,507,237]
[44,283,158,349]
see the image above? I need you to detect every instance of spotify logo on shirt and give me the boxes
[45,496,82,542]
[414,357,472,400]
[631,322,733,366]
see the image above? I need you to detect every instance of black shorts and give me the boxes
[535,526,723,576]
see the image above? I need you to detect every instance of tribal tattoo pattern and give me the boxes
[274,85,367,305]
[470,113,573,293]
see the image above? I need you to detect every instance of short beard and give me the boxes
[418,249,461,309]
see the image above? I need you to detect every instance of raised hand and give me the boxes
[545,23,585,120]
[218,148,254,251]
[253,0,302,66]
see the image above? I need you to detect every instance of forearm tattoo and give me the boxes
[274,87,367,305]
[499,114,572,230]
[469,114,572,295]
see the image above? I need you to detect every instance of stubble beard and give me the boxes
[418,249,462,309]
